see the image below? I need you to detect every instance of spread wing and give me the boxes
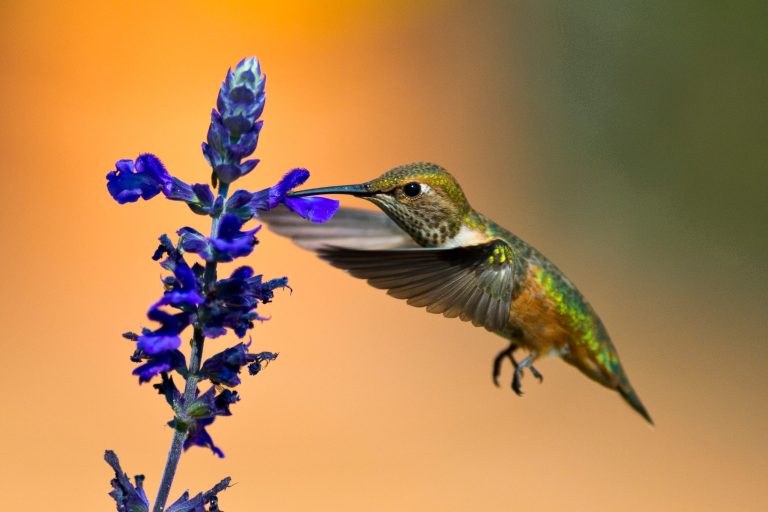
[317,240,523,333]
[258,206,417,250]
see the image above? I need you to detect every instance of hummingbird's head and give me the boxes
[289,162,472,246]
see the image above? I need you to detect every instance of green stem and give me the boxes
[152,428,186,512]
[152,182,230,512]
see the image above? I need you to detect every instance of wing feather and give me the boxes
[259,206,417,250]
[318,240,524,333]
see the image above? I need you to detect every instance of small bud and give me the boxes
[204,58,266,184]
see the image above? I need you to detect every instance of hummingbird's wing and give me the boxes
[317,240,523,333]
[258,206,418,250]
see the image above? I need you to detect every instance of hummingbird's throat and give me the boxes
[371,197,469,247]
[401,218,461,247]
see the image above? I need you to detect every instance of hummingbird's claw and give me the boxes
[492,343,519,387]
[493,343,544,395]
[511,354,543,396]
[529,364,544,383]
[491,342,544,394]
[511,370,524,396]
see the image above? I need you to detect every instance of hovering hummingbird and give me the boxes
[263,162,652,424]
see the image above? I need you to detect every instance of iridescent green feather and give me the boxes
[534,268,621,373]
[486,218,624,379]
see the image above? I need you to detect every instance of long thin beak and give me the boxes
[287,183,373,198]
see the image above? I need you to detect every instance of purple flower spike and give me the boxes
[105,58,318,508]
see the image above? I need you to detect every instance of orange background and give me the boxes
[1,2,766,511]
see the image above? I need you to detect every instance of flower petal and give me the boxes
[136,309,188,355]
[106,156,166,204]
[132,350,186,384]
[284,196,339,223]
[183,418,224,458]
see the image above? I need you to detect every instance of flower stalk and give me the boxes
[153,182,230,512]
[103,58,339,511]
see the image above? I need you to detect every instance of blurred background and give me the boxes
[1,1,766,510]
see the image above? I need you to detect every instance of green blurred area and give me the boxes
[508,1,767,292]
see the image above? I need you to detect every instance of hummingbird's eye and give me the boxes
[403,182,422,198]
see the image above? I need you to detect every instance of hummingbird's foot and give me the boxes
[511,369,524,396]
[529,363,544,383]
[492,343,519,387]
[511,354,543,396]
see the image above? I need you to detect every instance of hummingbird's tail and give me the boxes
[565,350,654,425]
[617,382,654,426]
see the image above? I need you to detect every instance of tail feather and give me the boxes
[566,353,654,425]
[618,384,654,425]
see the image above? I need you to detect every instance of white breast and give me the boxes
[442,225,489,248]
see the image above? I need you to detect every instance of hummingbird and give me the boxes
[263,162,653,424]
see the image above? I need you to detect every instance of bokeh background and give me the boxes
[1,1,766,510]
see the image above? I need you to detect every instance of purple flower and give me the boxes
[151,234,176,261]
[137,308,190,355]
[177,215,260,263]
[213,389,240,416]
[165,181,215,215]
[177,227,210,257]
[226,169,340,223]
[267,170,341,222]
[258,168,311,209]
[105,451,150,512]
[133,350,187,384]
[201,266,288,338]
[153,373,182,407]
[209,214,260,261]
[183,418,224,458]
[167,386,242,458]
[201,343,277,387]
[131,252,201,369]
[106,154,170,204]
[283,195,339,223]
[155,254,204,310]
[107,154,215,215]
[186,386,240,419]
[165,492,205,512]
